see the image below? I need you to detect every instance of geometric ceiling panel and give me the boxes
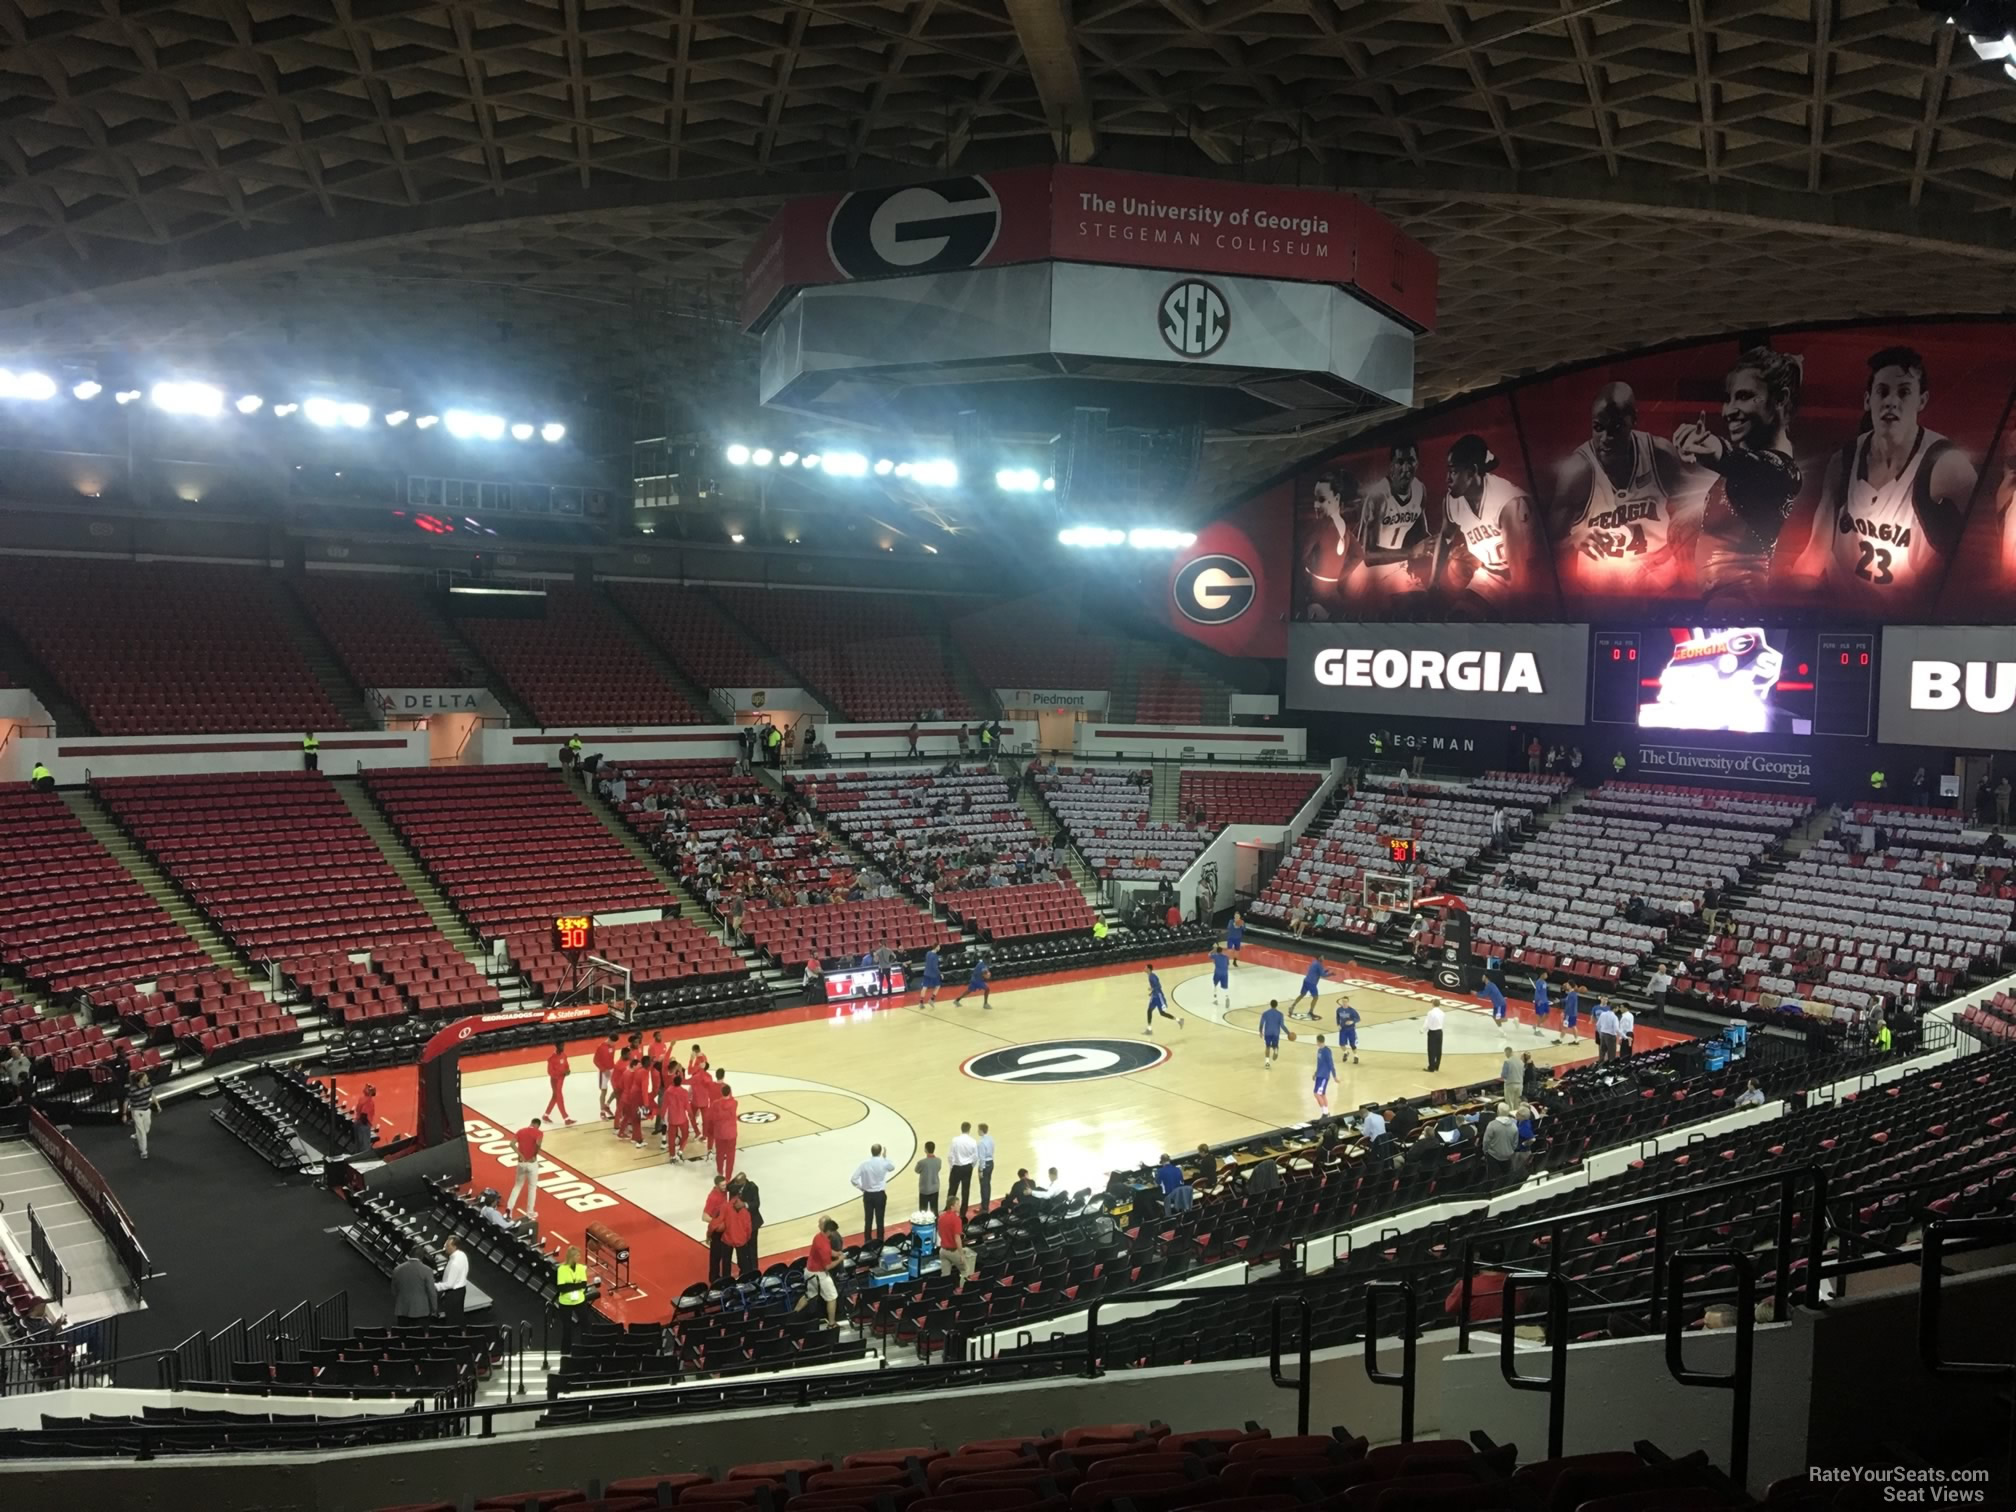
[0,0,2010,501]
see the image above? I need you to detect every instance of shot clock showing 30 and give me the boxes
[553,914,595,954]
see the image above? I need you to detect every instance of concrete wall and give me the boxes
[0,1384,420,1434]
[822,721,1032,761]
[3,729,430,782]
[473,725,743,766]
[1075,725,1307,760]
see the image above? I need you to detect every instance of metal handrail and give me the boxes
[1361,1279,1418,1444]
[1266,1295,1312,1437]
[1663,1248,1756,1492]
[1917,1216,2016,1496]
[1494,1268,1569,1461]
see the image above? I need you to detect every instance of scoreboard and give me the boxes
[1590,627,1876,738]
[554,914,595,953]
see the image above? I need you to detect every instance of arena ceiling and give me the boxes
[2,0,2015,504]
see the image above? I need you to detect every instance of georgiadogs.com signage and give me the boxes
[1288,623,1589,724]
[994,688,1110,712]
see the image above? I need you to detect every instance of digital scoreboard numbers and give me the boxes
[1385,837,1418,865]
[1813,632,1876,738]
[553,915,594,953]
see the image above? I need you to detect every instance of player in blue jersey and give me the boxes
[1482,976,1509,1025]
[1143,964,1180,1035]
[1559,980,1580,1043]
[1208,943,1232,1009]
[953,958,991,1010]
[1530,973,1551,1040]
[920,947,942,1006]
[1288,957,1330,1020]
[1258,998,1291,1068]
[1334,996,1362,1064]
[1224,912,1246,968]
[1312,1034,1336,1112]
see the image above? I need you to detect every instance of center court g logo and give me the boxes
[1174,554,1256,625]
[828,178,1003,280]
[963,1039,1170,1084]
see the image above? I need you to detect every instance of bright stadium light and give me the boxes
[415,414,439,429]
[778,450,799,467]
[821,450,868,478]
[873,458,894,475]
[510,422,534,441]
[801,453,821,469]
[724,443,751,465]
[385,410,410,426]
[1058,526,1126,548]
[995,467,1041,492]
[911,459,959,488]
[235,394,263,415]
[304,396,369,428]
[1128,527,1196,550]
[150,380,224,417]
[0,370,58,401]
[730,532,746,543]
[71,380,102,401]
[272,402,299,417]
[114,388,142,405]
[893,462,912,478]
[445,408,506,441]
[1043,477,1056,491]
[751,448,773,466]
[541,422,566,444]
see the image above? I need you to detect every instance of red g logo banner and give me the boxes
[1165,486,1290,657]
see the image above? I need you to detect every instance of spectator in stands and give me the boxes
[957,723,970,755]
[1499,1047,1523,1105]
[1245,1155,1281,1194]
[122,1071,157,1158]
[1999,776,2011,827]
[1482,1103,1519,1183]
[1193,1143,1219,1190]
[1569,746,1584,783]
[1735,1079,1766,1109]
[1526,737,1542,774]
[1360,1106,1387,1144]
[1595,1002,1621,1063]
[852,1143,895,1249]
[1647,962,1674,1012]
[391,1245,437,1326]
[1000,1168,1035,1215]
[2,1043,30,1102]
[29,759,54,792]
[906,722,920,757]
[914,1141,942,1213]
[1911,766,1929,807]
[1156,1153,1192,1214]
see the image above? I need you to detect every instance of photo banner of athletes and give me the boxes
[1288,319,2016,625]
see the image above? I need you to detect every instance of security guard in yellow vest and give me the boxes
[302,732,320,772]
[1868,769,1887,797]
[30,761,54,792]
[555,1244,588,1343]
[1368,730,1386,759]
[1091,918,1110,945]
[764,723,782,769]
[1612,751,1627,777]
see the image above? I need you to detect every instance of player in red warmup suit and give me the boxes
[662,1068,691,1162]
[543,1044,575,1125]
[709,1082,740,1178]
[592,1035,618,1119]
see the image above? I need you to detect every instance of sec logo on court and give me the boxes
[1174,554,1256,625]
[962,1039,1171,1084]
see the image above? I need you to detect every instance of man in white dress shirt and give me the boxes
[1595,1004,1621,1063]
[976,1123,997,1214]
[947,1122,980,1215]
[1618,1007,1636,1058]
[435,1236,469,1322]
[1424,1005,1446,1072]
[850,1143,896,1249]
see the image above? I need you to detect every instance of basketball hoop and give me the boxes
[1364,872,1417,924]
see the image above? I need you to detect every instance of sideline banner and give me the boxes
[1878,625,2016,749]
[370,688,501,720]
[995,688,1109,712]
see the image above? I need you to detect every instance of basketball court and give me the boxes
[333,943,1673,1314]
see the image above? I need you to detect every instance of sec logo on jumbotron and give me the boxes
[962,1039,1170,1084]
[1175,554,1257,625]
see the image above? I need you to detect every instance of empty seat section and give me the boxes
[0,559,345,735]
[89,771,495,1028]
[1037,767,1208,882]
[605,584,791,689]
[453,586,705,727]
[939,881,1096,942]
[717,588,971,721]
[293,574,470,690]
